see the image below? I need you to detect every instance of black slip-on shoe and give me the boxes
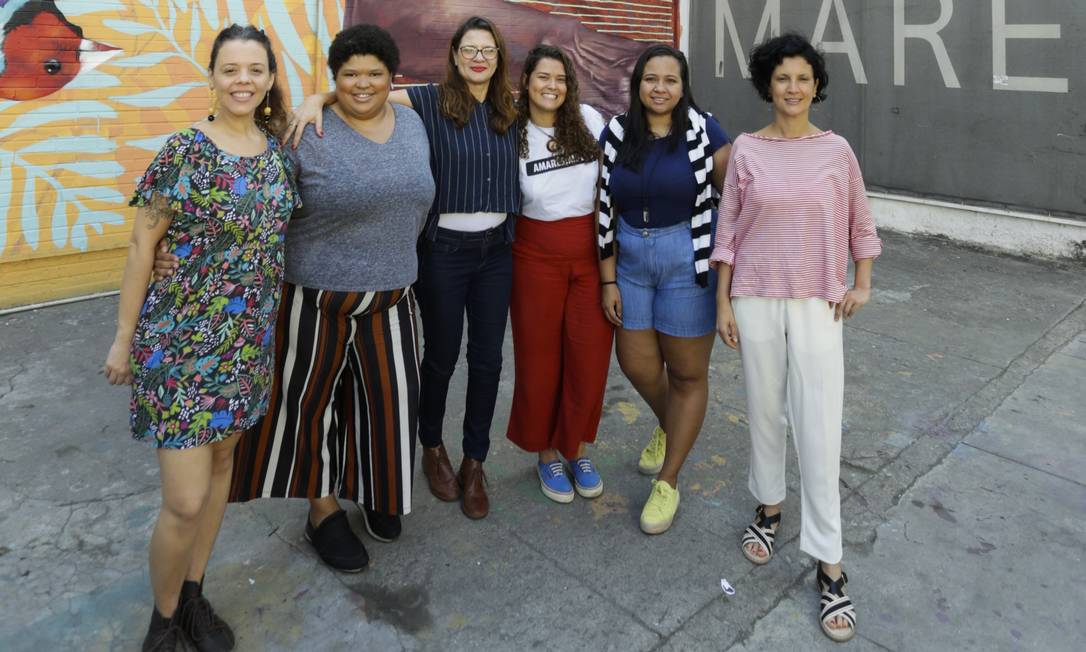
[359,505,402,542]
[304,510,369,572]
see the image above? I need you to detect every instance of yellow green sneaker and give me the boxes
[640,479,679,534]
[637,425,666,475]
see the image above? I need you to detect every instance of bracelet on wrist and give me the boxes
[601,280,617,286]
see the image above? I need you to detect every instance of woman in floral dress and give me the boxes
[102,26,299,652]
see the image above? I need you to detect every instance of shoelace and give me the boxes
[575,459,595,475]
[545,461,565,478]
[145,623,181,651]
[653,481,673,499]
[650,431,664,455]
[182,595,228,640]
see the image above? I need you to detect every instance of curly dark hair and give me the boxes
[516,45,599,162]
[328,23,400,78]
[439,16,518,134]
[208,25,288,137]
[748,32,829,103]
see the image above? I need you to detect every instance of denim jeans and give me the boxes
[415,225,512,461]
[615,217,718,337]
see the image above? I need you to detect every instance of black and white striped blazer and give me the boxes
[597,108,716,287]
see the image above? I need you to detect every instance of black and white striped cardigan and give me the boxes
[597,108,716,287]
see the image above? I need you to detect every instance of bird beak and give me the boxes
[78,38,121,71]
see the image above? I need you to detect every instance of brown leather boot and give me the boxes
[421,444,460,502]
[458,457,489,519]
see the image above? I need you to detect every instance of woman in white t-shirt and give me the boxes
[506,45,613,503]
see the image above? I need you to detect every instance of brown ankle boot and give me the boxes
[458,457,489,519]
[422,444,460,502]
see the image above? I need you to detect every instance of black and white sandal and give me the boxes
[740,505,781,565]
[817,564,857,643]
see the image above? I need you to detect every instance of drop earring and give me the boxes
[262,93,272,121]
[208,88,218,122]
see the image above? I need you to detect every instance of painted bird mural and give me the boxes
[0,0,119,101]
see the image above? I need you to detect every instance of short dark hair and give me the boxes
[748,32,829,103]
[328,24,400,77]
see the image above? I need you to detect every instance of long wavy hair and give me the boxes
[516,45,599,162]
[615,44,701,171]
[439,16,517,134]
[208,25,289,137]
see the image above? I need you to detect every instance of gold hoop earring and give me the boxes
[208,88,218,122]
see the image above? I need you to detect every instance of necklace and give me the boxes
[529,120,560,153]
[640,148,663,224]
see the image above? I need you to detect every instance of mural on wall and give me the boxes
[0,0,341,266]
[346,0,666,117]
[0,0,674,308]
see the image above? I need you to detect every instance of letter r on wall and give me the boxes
[894,0,960,88]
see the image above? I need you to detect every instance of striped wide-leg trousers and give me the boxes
[230,282,420,515]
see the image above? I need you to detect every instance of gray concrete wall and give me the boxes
[687,0,1085,220]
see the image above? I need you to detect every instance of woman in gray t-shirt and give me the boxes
[177,25,435,573]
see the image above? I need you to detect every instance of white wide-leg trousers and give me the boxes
[732,297,844,564]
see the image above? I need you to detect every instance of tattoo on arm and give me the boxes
[145,196,174,230]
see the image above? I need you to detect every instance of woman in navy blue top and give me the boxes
[596,45,731,535]
[291,17,519,521]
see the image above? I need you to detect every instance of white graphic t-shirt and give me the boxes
[519,104,606,222]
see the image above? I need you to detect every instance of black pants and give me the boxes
[416,225,512,461]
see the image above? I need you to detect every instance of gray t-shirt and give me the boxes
[285,104,435,292]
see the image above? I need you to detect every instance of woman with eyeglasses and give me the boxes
[290,15,519,520]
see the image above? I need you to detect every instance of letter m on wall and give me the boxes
[716,0,780,78]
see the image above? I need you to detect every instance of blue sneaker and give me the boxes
[570,457,603,498]
[537,461,574,504]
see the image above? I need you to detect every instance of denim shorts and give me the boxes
[616,218,717,337]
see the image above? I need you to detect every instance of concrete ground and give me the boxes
[1,231,1084,651]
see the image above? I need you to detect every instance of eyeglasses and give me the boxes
[458,46,499,61]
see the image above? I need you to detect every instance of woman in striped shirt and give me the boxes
[291,16,520,521]
[711,33,882,643]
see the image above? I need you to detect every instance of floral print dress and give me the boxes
[128,128,300,448]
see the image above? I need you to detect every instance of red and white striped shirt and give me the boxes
[710,131,882,302]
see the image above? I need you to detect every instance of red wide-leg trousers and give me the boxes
[506,214,614,460]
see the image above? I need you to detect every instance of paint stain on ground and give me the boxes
[926,352,945,361]
[1011,629,1023,640]
[936,611,950,624]
[590,492,629,521]
[930,499,958,523]
[613,401,640,425]
[967,540,996,555]
[348,583,432,633]
[694,454,727,471]
[694,480,727,497]
[54,444,80,458]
